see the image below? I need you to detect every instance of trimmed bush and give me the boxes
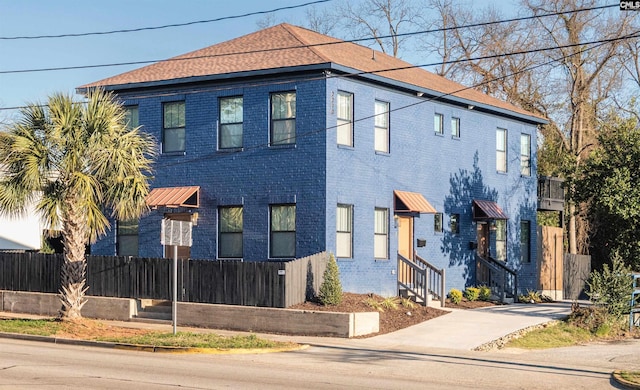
[587,252,634,319]
[464,287,480,302]
[449,288,463,304]
[319,253,343,306]
[478,285,491,301]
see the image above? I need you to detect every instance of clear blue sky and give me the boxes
[0,0,324,117]
[0,0,509,120]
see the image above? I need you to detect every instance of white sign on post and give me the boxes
[161,219,193,335]
[161,219,192,247]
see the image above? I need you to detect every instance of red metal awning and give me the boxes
[472,199,508,220]
[394,190,437,214]
[146,186,200,209]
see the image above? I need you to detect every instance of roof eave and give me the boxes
[328,64,548,125]
[76,63,333,95]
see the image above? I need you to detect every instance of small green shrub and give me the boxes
[380,297,400,311]
[363,297,383,312]
[400,297,417,309]
[519,289,542,303]
[587,252,634,319]
[464,287,480,301]
[449,288,463,304]
[478,285,491,301]
[319,254,343,306]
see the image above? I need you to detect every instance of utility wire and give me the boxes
[94,30,640,170]
[1,30,637,113]
[0,0,331,40]
[0,3,619,76]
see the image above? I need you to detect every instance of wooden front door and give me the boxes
[397,215,414,260]
[476,222,489,258]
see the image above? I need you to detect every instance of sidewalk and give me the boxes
[0,301,574,351]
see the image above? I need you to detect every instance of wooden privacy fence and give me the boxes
[0,252,328,308]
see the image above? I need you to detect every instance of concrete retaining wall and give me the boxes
[0,291,379,337]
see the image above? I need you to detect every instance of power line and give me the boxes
[1,30,636,113]
[0,3,619,76]
[88,30,640,170]
[0,0,331,40]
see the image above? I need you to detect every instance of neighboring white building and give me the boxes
[0,199,44,252]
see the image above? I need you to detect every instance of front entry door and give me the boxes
[397,215,414,260]
[476,222,489,258]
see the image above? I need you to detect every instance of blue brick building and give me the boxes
[82,24,546,298]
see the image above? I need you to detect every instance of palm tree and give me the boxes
[0,89,156,320]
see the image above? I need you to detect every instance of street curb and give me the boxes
[612,370,640,390]
[0,331,307,354]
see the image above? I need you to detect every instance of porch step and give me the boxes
[132,300,172,323]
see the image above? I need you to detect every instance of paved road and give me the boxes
[1,337,638,389]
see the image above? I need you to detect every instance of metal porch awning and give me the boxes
[394,190,437,214]
[146,186,200,209]
[472,199,508,220]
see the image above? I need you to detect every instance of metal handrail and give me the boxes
[476,255,518,303]
[397,253,446,307]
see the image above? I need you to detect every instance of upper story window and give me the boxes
[434,113,444,135]
[374,100,389,153]
[374,208,389,259]
[270,204,296,258]
[218,206,243,258]
[163,101,186,153]
[496,128,507,172]
[271,92,296,145]
[336,204,353,258]
[219,97,243,149]
[451,117,460,138]
[124,106,139,130]
[520,133,531,176]
[337,91,353,147]
[117,219,138,256]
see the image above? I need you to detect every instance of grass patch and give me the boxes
[97,332,292,349]
[619,371,640,384]
[0,319,297,350]
[0,319,62,336]
[507,322,594,349]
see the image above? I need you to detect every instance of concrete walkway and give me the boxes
[0,301,575,351]
[351,301,573,350]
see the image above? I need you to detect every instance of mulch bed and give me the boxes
[290,293,500,336]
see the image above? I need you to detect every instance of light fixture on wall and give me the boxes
[393,214,399,228]
[468,105,475,110]
[417,92,424,97]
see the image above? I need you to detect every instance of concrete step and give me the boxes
[134,310,172,321]
[130,316,173,325]
[142,305,172,314]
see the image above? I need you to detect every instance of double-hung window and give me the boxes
[520,220,531,263]
[336,204,353,258]
[218,206,243,258]
[434,113,444,135]
[271,92,296,145]
[270,204,296,258]
[163,101,186,153]
[219,97,243,149]
[374,208,389,259]
[337,91,353,147]
[124,106,139,131]
[451,117,460,138]
[520,133,531,176]
[374,100,389,153]
[117,219,139,256]
[496,128,507,172]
